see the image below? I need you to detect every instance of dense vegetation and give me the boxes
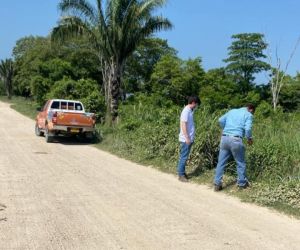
[1,0,300,216]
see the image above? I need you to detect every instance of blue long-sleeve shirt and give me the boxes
[219,107,253,139]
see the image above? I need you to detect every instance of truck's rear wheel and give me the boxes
[45,127,53,143]
[84,132,95,142]
[35,123,43,136]
[78,132,94,143]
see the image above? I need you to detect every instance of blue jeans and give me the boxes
[177,142,193,176]
[214,136,248,186]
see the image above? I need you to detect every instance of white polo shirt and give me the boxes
[179,106,195,143]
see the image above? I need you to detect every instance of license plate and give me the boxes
[70,128,79,133]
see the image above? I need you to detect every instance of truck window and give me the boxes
[75,103,83,111]
[68,102,75,110]
[61,101,67,110]
[51,101,60,109]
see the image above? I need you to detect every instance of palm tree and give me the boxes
[52,0,172,122]
[0,59,14,99]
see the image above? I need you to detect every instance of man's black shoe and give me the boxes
[214,184,223,191]
[238,181,250,189]
[178,175,188,182]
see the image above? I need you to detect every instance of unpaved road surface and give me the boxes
[0,101,300,250]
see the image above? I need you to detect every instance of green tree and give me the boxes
[52,0,172,122]
[224,33,270,92]
[13,36,53,97]
[12,35,102,100]
[30,75,51,105]
[150,55,204,105]
[123,38,177,94]
[13,36,44,60]
[201,68,242,110]
[279,73,300,111]
[61,40,102,81]
[0,59,14,99]
[200,68,263,111]
[39,58,73,82]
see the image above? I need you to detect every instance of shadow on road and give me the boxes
[41,135,100,146]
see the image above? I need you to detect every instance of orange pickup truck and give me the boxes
[35,99,96,142]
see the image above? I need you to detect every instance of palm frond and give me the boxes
[51,16,101,53]
[138,0,166,19]
[96,0,115,57]
[59,0,98,24]
[140,16,172,36]
[120,15,171,60]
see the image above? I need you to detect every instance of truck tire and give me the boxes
[45,127,53,143]
[85,132,95,142]
[35,123,43,136]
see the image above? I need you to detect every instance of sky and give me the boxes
[1,0,300,83]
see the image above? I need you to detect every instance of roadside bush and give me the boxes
[247,141,293,181]
[255,101,273,118]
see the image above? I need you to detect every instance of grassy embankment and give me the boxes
[1,96,300,218]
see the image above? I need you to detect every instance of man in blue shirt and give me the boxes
[177,95,200,182]
[214,104,255,191]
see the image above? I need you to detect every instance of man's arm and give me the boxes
[181,121,191,145]
[245,114,253,145]
[219,112,228,129]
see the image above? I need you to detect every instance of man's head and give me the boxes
[246,103,255,114]
[187,95,201,109]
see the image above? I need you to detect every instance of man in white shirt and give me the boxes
[177,95,200,182]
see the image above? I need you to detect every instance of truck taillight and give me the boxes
[52,112,58,123]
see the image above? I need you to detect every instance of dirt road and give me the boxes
[0,101,300,250]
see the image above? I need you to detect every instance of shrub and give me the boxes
[255,101,273,118]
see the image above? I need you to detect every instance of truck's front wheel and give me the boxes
[35,123,43,136]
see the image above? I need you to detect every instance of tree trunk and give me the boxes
[4,80,12,100]
[102,59,123,124]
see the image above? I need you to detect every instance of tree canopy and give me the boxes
[224,33,270,93]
